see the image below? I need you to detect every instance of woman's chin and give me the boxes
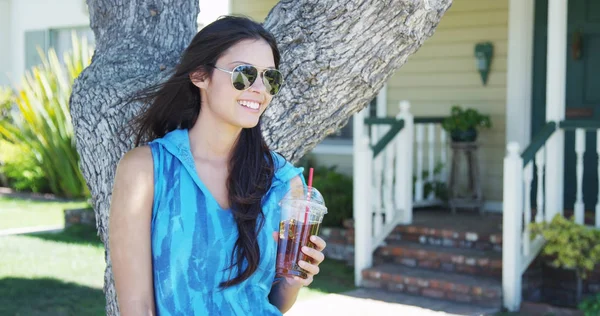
[237,118,260,129]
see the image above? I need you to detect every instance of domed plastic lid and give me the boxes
[280,186,327,213]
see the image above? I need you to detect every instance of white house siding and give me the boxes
[231,0,277,22]
[0,0,12,86]
[388,0,509,202]
[9,0,90,85]
[231,0,509,203]
[198,1,231,29]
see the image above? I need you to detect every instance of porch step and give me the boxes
[361,264,502,308]
[386,221,503,252]
[374,241,502,277]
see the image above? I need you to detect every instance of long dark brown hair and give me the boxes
[131,16,280,288]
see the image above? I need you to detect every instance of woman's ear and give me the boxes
[189,69,209,89]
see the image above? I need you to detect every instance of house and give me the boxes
[1,0,598,312]
[234,0,600,312]
[233,0,508,210]
[0,0,229,86]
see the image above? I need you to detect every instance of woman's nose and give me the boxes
[248,72,267,93]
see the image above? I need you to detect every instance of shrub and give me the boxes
[531,214,600,304]
[0,34,92,198]
[0,87,13,127]
[298,156,353,228]
[0,140,47,192]
[579,293,600,316]
[414,162,448,202]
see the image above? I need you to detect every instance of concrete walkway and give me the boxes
[0,187,71,237]
[0,225,63,237]
[285,289,499,316]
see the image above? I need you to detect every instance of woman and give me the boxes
[109,16,327,315]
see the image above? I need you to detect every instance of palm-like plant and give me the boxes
[0,34,92,198]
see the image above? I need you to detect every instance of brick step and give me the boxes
[386,223,503,252]
[374,241,502,277]
[362,264,502,308]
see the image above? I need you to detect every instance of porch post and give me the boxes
[395,101,413,224]
[506,0,535,149]
[503,143,524,312]
[544,0,567,221]
[353,109,372,286]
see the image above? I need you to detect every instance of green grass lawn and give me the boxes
[0,197,355,315]
[298,258,356,300]
[0,225,354,314]
[0,225,106,315]
[0,197,88,230]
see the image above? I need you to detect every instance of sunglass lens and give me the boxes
[232,65,258,90]
[264,69,283,95]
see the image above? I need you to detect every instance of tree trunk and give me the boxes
[263,0,452,161]
[70,0,452,314]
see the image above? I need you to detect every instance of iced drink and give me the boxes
[276,187,327,279]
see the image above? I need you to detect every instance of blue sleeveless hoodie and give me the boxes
[148,128,304,315]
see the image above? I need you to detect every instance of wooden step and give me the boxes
[374,241,502,277]
[385,223,503,252]
[362,264,502,308]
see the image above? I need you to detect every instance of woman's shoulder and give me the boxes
[116,146,154,184]
[270,151,305,185]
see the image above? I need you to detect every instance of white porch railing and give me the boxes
[352,100,449,286]
[502,120,600,311]
[412,117,449,208]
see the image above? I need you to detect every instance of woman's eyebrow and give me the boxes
[230,61,276,69]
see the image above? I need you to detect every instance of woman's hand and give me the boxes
[289,235,326,287]
[272,232,327,287]
[269,233,327,313]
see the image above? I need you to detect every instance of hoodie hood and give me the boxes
[150,129,304,190]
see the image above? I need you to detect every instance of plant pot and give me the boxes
[450,128,478,142]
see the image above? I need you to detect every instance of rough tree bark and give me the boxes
[70,0,452,314]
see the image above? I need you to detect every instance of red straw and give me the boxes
[307,168,314,200]
[303,168,314,226]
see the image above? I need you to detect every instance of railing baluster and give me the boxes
[575,129,585,225]
[596,130,600,228]
[535,147,545,223]
[384,141,395,226]
[373,149,383,236]
[440,129,447,183]
[415,124,424,202]
[523,162,533,256]
[394,122,404,211]
[428,123,435,200]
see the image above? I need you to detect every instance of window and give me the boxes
[322,97,377,143]
[311,96,381,155]
[312,84,388,154]
[25,27,95,70]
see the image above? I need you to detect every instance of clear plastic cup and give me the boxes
[275,186,327,279]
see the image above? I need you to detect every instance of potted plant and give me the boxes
[441,105,492,142]
[530,215,600,305]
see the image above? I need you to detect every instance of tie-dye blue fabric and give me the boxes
[148,129,304,316]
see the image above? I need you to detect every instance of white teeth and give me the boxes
[239,100,260,110]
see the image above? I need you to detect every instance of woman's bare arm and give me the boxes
[109,146,156,316]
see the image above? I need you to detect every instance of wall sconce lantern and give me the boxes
[474,42,494,86]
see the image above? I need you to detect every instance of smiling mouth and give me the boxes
[238,100,260,110]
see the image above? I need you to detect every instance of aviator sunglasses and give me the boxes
[212,64,283,96]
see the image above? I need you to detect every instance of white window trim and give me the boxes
[312,84,388,155]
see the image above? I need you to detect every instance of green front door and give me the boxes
[532,0,599,211]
